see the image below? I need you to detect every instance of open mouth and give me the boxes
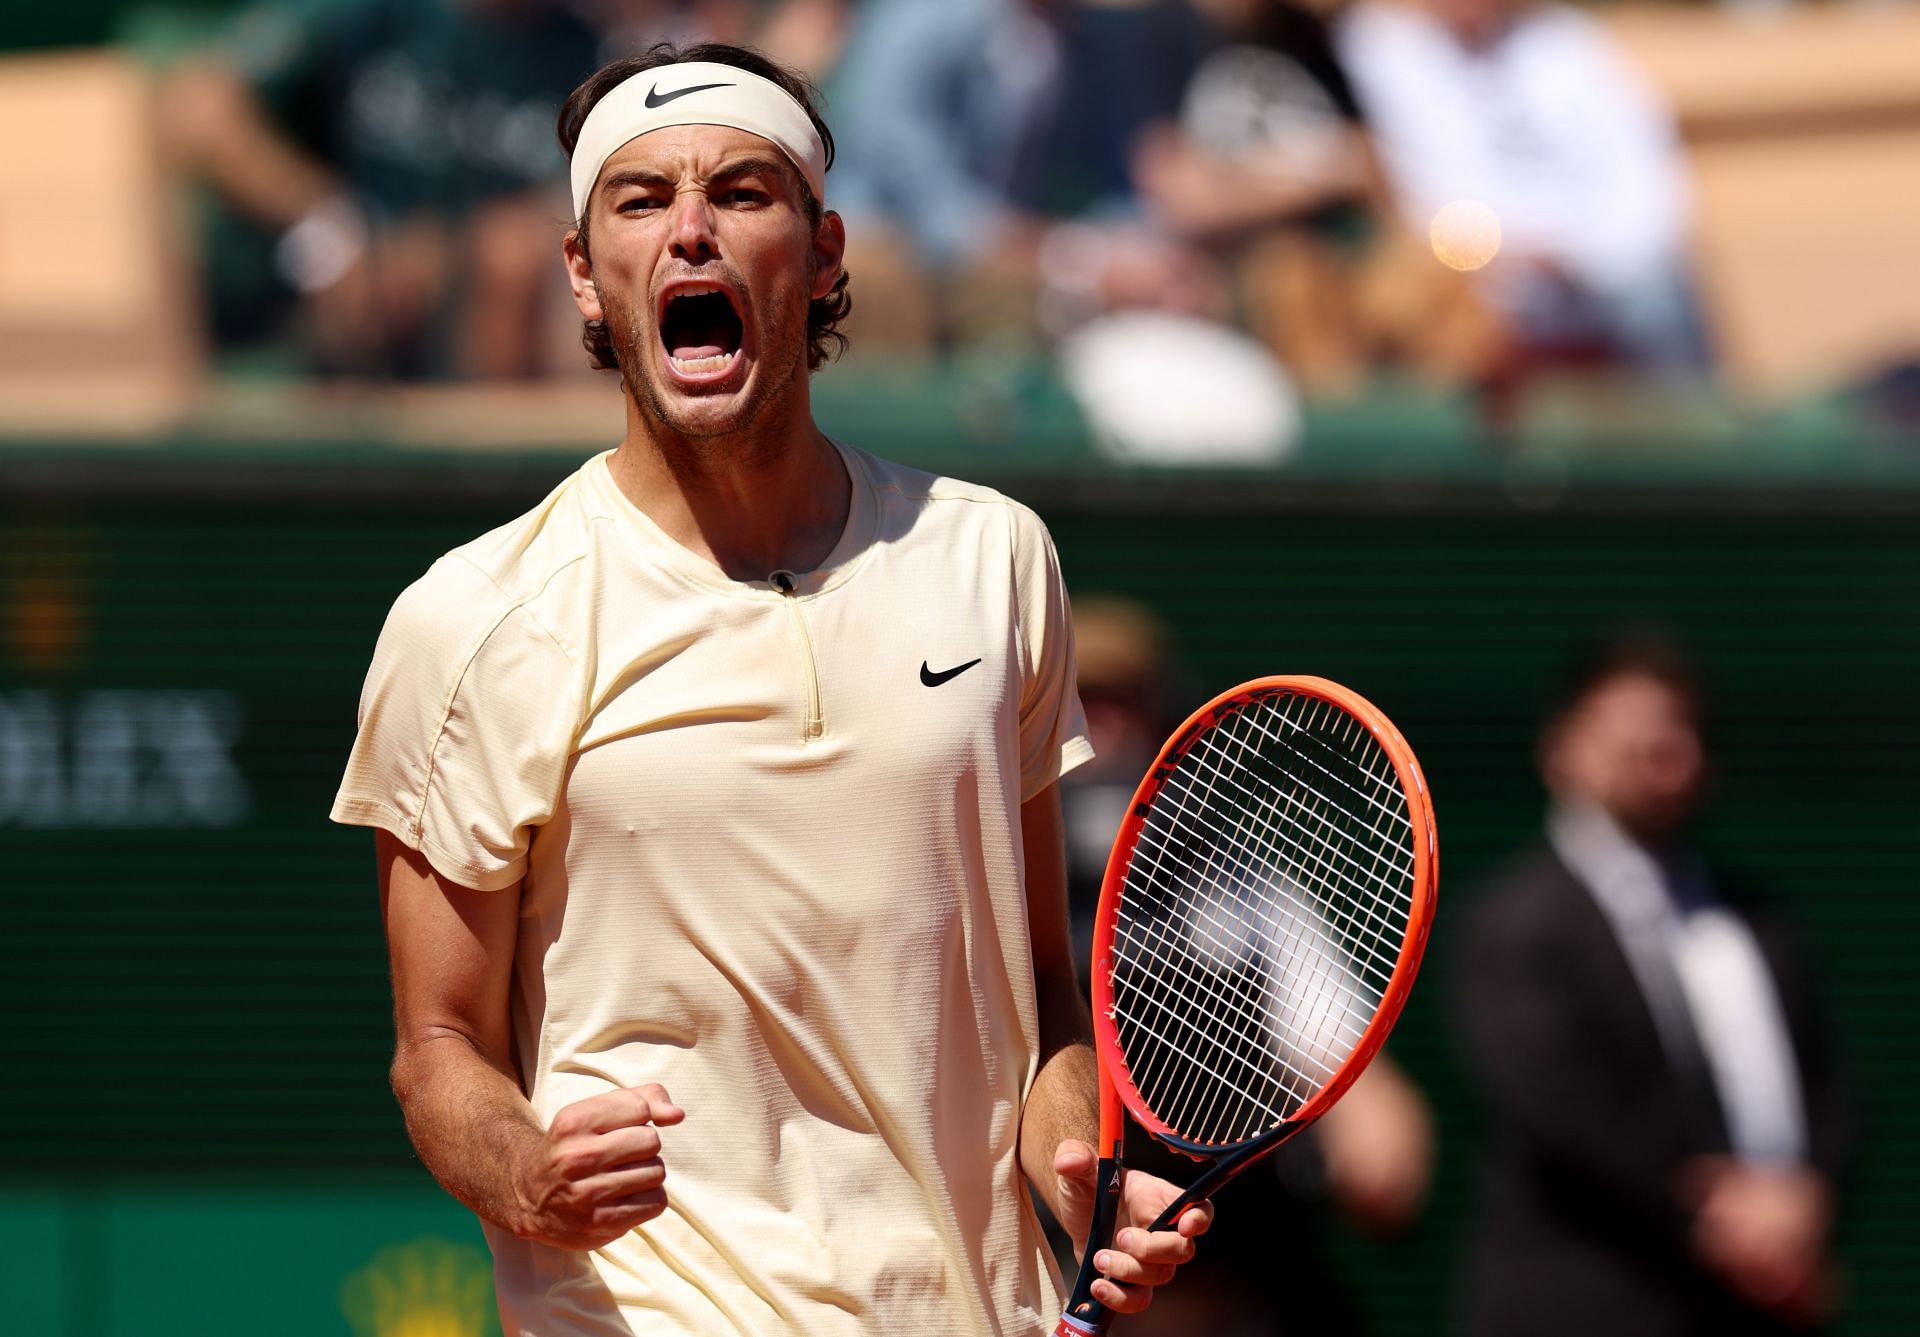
[660,284,744,375]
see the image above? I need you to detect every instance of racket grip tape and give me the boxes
[1056,1154,1124,1336]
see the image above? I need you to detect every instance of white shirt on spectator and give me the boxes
[1548,801,1808,1165]
[1337,1,1691,300]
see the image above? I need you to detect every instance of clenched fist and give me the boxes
[512,1083,685,1250]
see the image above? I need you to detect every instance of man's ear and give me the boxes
[564,229,602,321]
[811,210,848,300]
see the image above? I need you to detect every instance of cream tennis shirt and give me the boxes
[332,443,1093,1337]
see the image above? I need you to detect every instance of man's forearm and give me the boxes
[1018,782,1100,1225]
[1021,972,1099,1223]
[391,1031,545,1236]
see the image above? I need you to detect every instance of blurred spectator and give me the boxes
[834,0,1211,269]
[753,0,851,81]
[1061,595,1176,947]
[1023,0,1215,222]
[158,0,599,379]
[1134,0,1374,248]
[1337,0,1709,376]
[830,0,1228,351]
[1457,632,1852,1337]
[1132,0,1502,394]
[834,0,1498,390]
[1062,595,1435,1336]
[828,0,1065,348]
[595,0,750,53]
[595,1,843,77]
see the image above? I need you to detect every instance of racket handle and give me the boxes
[1058,1170,1223,1336]
[1057,1153,1124,1336]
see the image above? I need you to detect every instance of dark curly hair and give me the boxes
[556,43,852,373]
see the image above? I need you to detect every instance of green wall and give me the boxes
[3,458,1913,1333]
[0,1176,497,1335]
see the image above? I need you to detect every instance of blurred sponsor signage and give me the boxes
[341,1237,497,1337]
[0,689,248,827]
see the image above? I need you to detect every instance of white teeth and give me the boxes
[669,350,739,374]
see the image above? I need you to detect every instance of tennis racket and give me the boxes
[1056,675,1437,1335]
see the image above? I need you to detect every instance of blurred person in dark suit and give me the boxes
[1458,632,1851,1337]
[159,0,599,379]
[1062,596,1435,1336]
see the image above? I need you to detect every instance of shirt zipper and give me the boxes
[770,570,824,742]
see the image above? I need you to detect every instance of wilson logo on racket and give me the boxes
[1056,676,1437,1336]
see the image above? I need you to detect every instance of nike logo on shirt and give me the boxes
[644,81,735,108]
[920,658,982,687]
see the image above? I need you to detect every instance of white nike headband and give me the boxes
[569,62,829,220]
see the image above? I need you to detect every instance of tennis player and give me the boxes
[332,43,1209,1337]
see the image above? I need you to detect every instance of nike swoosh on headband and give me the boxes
[644,81,735,109]
[569,62,828,218]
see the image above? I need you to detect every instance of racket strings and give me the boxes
[1159,735,1411,983]
[1129,715,1409,1009]
[1136,696,1408,1134]
[1115,713,1310,1138]
[1118,780,1383,1134]
[1176,697,1409,1105]
[1109,690,1418,1147]
[1115,738,1377,1101]
[1118,796,1363,1130]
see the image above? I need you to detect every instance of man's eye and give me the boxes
[722,189,768,206]
[618,196,665,213]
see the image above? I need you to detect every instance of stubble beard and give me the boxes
[601,273,812,459]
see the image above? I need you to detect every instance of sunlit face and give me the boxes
[1426,0,1519,45]
[1543,671,1707,841]
[565,123,845,442]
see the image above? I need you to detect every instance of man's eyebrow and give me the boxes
[598,157,797,199]
[599,168,675,196]
[708,156,794,185]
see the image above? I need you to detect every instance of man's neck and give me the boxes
[1550,796,1685,861]
[607,388,851,583]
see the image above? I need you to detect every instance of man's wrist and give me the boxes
[491,1112,560,1243]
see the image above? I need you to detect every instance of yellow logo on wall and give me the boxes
[341,1237,497,1337]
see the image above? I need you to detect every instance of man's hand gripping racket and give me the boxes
[1057,676,1437,1334]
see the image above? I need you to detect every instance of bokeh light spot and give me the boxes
[1429,199,1502,272]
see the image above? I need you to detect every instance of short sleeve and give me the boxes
[1009,501,1094,800]
[330,555,577,891]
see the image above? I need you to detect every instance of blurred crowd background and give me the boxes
[2,1,1917,1335]
[3,0,1919,429]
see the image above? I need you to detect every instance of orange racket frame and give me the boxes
[1056,676,1437,1335]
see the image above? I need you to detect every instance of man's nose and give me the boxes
[668,193,720,261]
